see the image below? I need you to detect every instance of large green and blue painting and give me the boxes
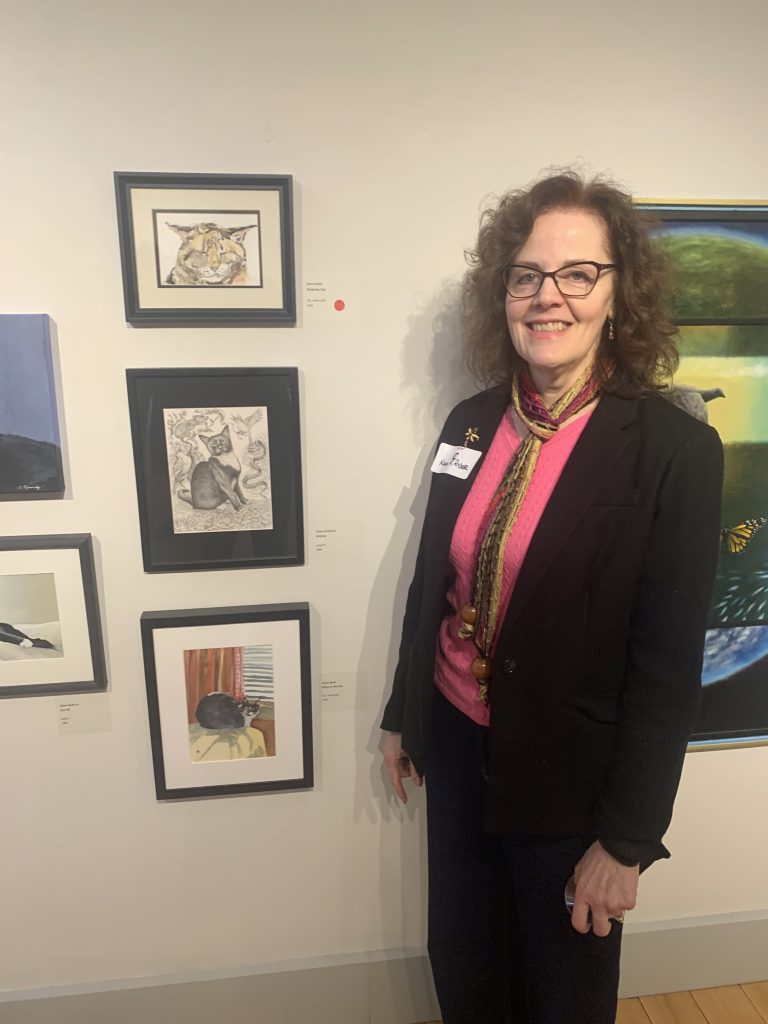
[643,203,768,746]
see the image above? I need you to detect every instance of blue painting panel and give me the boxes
[0,314,64,496]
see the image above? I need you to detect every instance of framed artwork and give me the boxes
[114,172,296,327]
[0,314,64,498]
[0,534,107,699]
[640,200,768,747]
[126,367,304,573]
[141,603,312,800]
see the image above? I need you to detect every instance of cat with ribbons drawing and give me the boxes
[379,171,723,1024]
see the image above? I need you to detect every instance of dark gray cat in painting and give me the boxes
[177,424,246,512]
[165,223,258,286]
[195,692,261,729]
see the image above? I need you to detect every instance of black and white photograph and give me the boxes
[0,535,106,699]
[0,572,63,661]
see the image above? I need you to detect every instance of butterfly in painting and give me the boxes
[720,517,768,555]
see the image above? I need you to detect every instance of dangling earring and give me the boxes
[607,317,615,341]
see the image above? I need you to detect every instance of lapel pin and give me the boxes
[465,427,479,446]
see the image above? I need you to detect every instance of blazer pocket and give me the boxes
[569,694,620,725]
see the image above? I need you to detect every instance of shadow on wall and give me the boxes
[354,278,475,823]
[352,278,476,1010]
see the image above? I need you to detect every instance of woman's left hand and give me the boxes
[571,841,638,937]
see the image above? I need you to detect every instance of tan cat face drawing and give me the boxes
[165,222,258,286]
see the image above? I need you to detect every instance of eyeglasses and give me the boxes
[502,261,617,298]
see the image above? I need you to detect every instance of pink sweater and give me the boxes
[434,404,595,725]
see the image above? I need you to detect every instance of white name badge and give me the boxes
[430,443,483,479]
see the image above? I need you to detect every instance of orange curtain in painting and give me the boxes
[184,647,244,723]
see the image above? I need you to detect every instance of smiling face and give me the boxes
[505,207,615,396]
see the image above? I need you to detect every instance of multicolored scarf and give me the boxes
[460,369,600,702]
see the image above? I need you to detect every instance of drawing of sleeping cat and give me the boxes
[177,425,246,512]
[165,222,258,286]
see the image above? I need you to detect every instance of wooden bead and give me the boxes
[471,656,492,680]
[460,604,478,626]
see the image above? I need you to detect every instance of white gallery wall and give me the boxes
[1,0,767,1001]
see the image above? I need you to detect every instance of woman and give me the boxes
[379,172,723,1024]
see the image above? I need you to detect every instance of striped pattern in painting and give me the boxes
[242,644,274,702]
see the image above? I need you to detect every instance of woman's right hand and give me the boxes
[380,731,423,803]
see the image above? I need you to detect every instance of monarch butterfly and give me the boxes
[720,517,768,555]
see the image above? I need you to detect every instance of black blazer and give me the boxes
[381,387,723,857]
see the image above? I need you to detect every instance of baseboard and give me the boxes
[0,951,440,1024]
[2,913,766,1023]
[619,909,768,997]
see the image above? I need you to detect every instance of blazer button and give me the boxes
[502,658,517,675]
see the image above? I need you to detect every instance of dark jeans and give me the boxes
[425,689,622,1024]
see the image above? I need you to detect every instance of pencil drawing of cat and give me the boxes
[177,425,246,512]
[165,406,273,536]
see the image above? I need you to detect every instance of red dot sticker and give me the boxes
[333,299,345,312]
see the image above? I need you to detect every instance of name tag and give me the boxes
[430,443,483,479]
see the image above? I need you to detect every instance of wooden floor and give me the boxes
[617,982,768,1023]
[423,981,768,1023]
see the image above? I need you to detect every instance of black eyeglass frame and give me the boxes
[502,261,618,299]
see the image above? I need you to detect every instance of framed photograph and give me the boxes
[0,314,64,497]
[114,172,296,327]
[640,200,768,747]
[126,367,304,573]
[141,603,312,800]
[0,534,106,699]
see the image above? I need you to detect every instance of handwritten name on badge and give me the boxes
[430,443,483,479]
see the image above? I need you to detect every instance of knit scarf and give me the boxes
[462,368,600,702]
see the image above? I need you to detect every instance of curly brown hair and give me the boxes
[461,170,679,397]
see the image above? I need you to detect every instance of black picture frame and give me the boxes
[126,368,304,573]
[141,603,312,800]
[114,172,296,327]
[0,534,107,699]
